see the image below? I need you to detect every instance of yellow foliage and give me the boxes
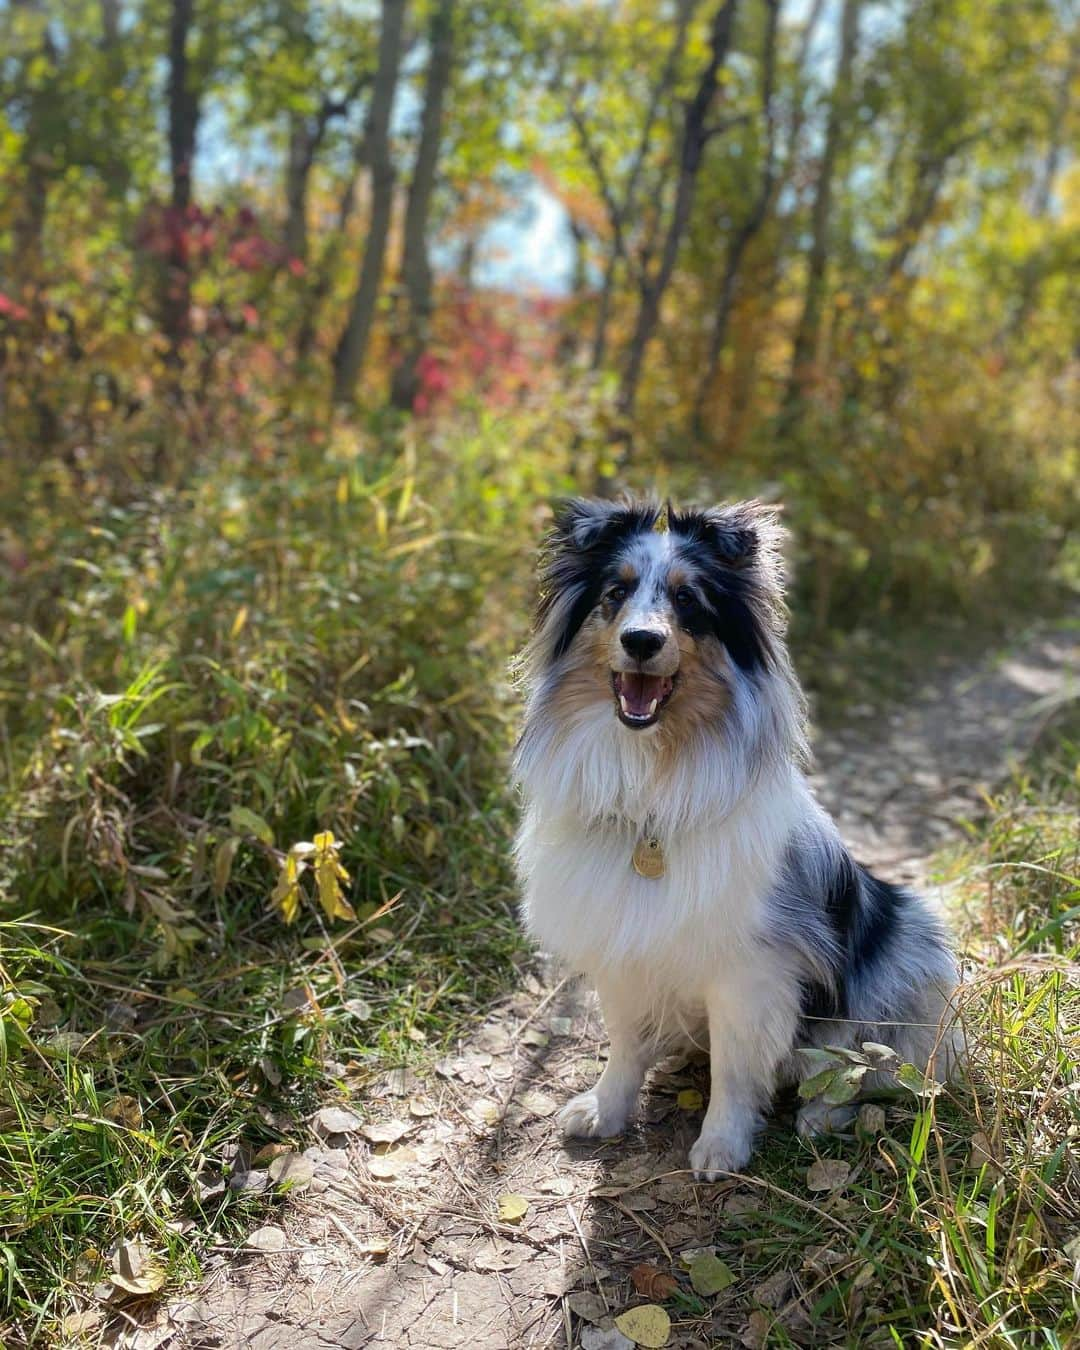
[312,831,356,923]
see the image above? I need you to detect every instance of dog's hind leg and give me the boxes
[559,978,650,1139]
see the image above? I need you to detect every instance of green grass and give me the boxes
[0,408,1076,1344]
[0,413,568,1340]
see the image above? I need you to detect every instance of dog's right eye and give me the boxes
[606,584,629,604]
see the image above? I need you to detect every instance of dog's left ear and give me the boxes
[550,497,630,553]
[702,507,783,569]
[694,500,784,569]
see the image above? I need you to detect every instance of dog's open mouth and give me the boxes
[612,671,676,729]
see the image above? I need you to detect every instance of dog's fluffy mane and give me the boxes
[513,497,958,1115]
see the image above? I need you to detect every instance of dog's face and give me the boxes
[533,499,785,737]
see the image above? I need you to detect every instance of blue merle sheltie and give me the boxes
[513,498,959,1177]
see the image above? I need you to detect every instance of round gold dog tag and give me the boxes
[632,836,665,880]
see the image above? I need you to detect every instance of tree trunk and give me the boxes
[163,0,200,364]
[285,114,316,264]
[616,0,740,428]
[285,88,362,266]
[1004,34,1077,341]
[692,0,780,433]
[9,0,57,288]
[782,0,861,414]
[332,0,408,405]
[391,0,454,412]
[295,160,361,368]
[572,0,697,374]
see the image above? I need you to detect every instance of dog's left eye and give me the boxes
[606,584,629,605]
[674,587,697,611]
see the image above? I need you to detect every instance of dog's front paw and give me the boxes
[558,1089,630,1139]
[689,1125,754,1181]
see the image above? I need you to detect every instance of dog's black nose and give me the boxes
[620,628,665,661]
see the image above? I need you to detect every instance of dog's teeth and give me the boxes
[647,699,657,715]
[619,695,629,715]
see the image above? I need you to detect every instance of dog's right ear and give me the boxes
[550,497,627,552]
[536,498,655,656]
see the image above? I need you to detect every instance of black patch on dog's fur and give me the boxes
[538,501,658,659]
[851,867,903,969]
[799,851,904,1026]
[670,506,775,673]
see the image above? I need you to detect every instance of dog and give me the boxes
[512,498,959,1178]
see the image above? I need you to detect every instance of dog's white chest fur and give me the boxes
[515,769,804,1004]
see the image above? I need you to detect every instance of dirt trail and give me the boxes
[169,620,1075,1350]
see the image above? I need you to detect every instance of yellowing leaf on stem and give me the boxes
[271,852,304,924]
[212,837,240,897]
[230,805,273,846]
[313,830,356,922]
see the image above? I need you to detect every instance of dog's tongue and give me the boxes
[618,671,668,717]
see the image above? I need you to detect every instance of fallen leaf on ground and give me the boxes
[678,1245,716,1266]
[229,1169,269,1194]
[806,1159,851,1192]
[517,1089,558,1117]
[740,1310,773,1349]
[855,1103,886,1139]
[537,1175,575,1195]
[109,1240,166,1296]
[313,1105,362,1135]
[102,1095,143,1129]
[368,1146,417,1179]
[471,1097,502,1126]
[630,1263,678,1299]
[723,1191,760,1215]
[802,1245,848,1275]
[566,1291,607,1323]
[687,1251,734,1296]
[356,1236,390,1260]
[252,1142,291,1165]
[244,1226,286,1254]
[44,1031,92,1058]
[195,1171,225,1201]
[753,1270,794,1308]
[268,1152,315,1190]
[497,1193,529,1223]
[580,1327,633,1350]
[614,1304,671,1347]
[676,1089,704,1111]
[360,1119,410,1145]
[968,1130,1001,1174]
[474,1240,527,1272]
[408,1096,436,1117]
[62,1310,103,1338]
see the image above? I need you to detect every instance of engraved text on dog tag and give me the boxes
[632,836,665,880]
